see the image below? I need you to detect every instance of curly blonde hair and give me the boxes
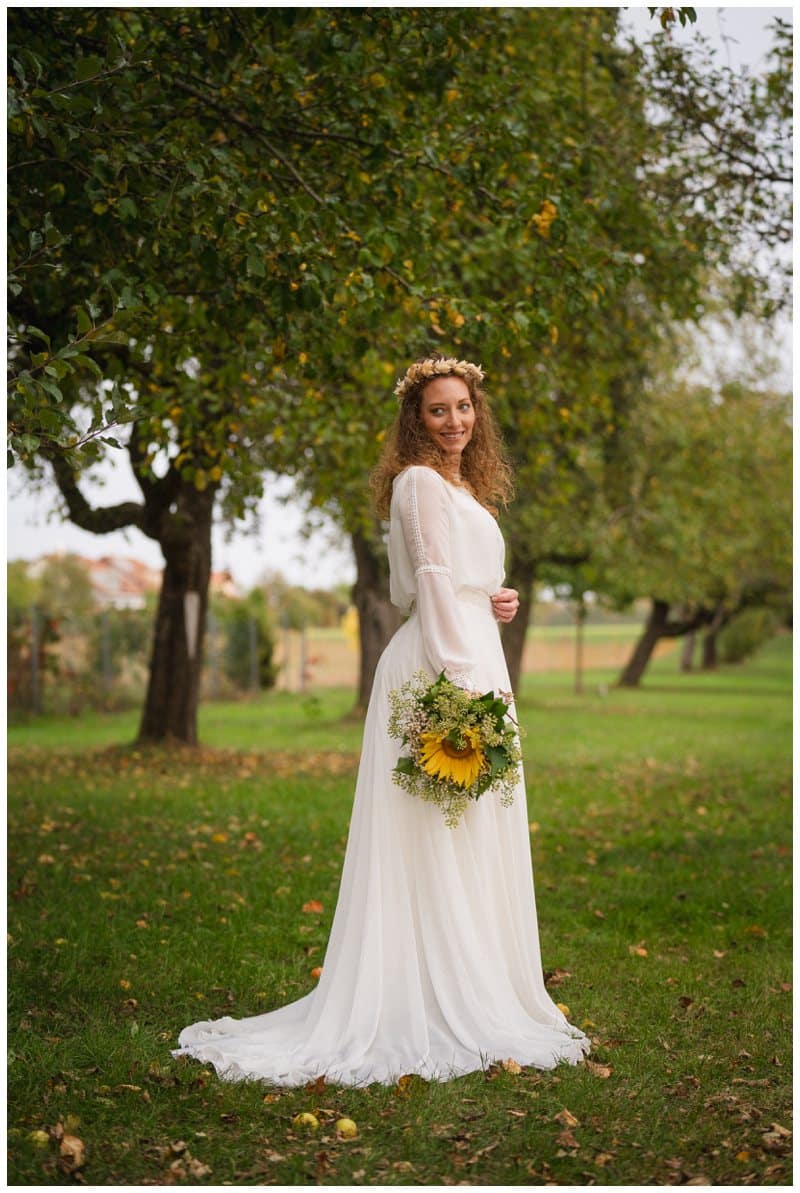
[371,355,513,518]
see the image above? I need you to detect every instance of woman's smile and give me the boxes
[420,376,476,464]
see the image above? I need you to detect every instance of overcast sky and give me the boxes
[6,6,792,593]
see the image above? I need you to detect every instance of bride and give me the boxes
[174,356,590,1085]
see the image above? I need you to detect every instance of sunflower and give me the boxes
[419,728,485,788]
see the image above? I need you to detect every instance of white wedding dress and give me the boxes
[174,465,590,1085]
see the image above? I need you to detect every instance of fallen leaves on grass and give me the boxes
[302,900,324,914]
[583,1059,612,1079]
[543,968,572,988]
[59,1134,86,1171]
[761,1123,791,1154]
[554,1108,580,1128]
[157,1140,212,1180]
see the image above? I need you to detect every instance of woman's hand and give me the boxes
[491,588,520,623]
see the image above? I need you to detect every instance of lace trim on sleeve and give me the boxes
[447,670,474,690]
[415,564,451,577]
[407,468,427,568]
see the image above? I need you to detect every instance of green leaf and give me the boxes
[246,255,266,278]
[75,54,103,81]
[118,196,138,221]
[76,308,93,334]
[25,325,51,348]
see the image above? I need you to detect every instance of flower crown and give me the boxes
[393,357,486,402]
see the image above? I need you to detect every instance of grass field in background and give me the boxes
[7,636,792,1185]
[8,619,682,754]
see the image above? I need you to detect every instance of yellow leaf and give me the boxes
[501,1058,522,1074]
[556,1003,571,1016]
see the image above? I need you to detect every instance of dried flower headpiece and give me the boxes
[393,356,486,402]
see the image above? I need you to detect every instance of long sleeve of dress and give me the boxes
[397,467,479,689]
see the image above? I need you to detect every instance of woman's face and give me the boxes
[419,376,476,459]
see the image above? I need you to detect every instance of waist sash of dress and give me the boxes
[409,586,493,616]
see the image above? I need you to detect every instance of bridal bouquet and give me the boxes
[388,671,522,828]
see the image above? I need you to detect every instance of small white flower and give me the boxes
[394,357,486,401]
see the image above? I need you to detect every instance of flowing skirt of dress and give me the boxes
[173,590,590,1085]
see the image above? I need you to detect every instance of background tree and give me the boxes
[591,369,791,687]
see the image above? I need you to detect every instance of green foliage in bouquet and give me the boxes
[388,671,522,828]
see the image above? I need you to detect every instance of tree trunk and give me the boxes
[350,526,401,715]
[138,488,215,743]
[681,628,696,672]
[501,558,537,696]
[617,598,670,687]
[700,603,728,671]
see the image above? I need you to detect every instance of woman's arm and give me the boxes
[396,467,479,688]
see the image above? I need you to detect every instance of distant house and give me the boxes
[25,553,241,609]
[25,552,161,611]
[83,555,162,610]
[209,569,241,600]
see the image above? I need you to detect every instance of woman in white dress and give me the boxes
[174,356,590,1085]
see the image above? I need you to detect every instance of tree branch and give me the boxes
[49,451,150,537]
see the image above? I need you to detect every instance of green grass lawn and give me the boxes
[7,636,792,1185]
